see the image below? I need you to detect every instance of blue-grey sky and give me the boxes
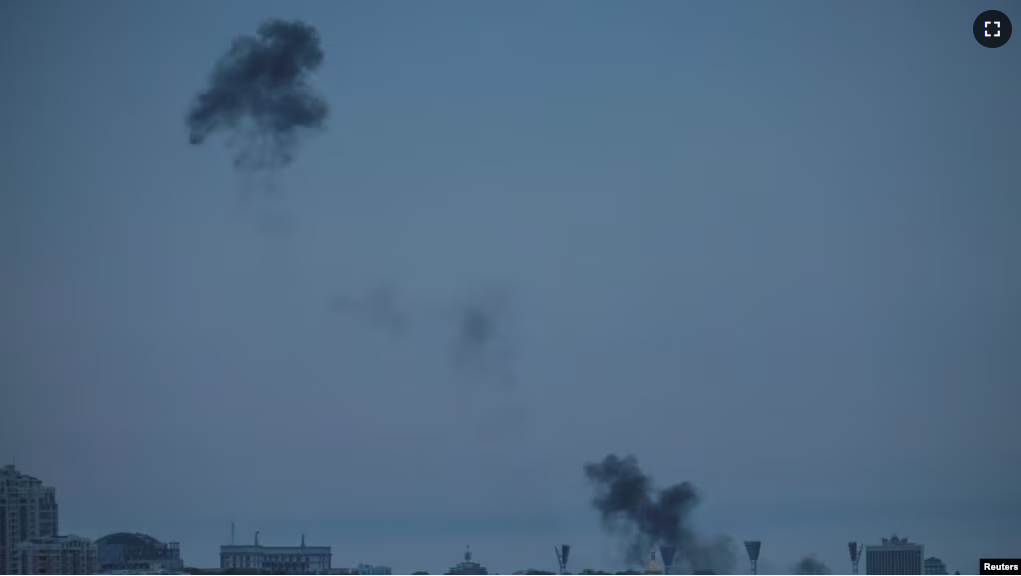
[1,1,1019,574]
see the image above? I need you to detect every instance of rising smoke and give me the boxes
[186,19,329,171]
[792,556,831,575]
[689,536,738,575]
[584,454,737,574]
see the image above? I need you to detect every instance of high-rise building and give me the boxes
[357,563,393,575]
[924,557,948,575]
[16,535,98,575]
[866,535,924,575]
[1,465,59,574]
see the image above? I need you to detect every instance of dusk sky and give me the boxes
[1,1,1019,574]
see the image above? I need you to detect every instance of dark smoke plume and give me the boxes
[584,454,737,573]
[584,454,699,566]
[792,556,830,575]
[186,19,328,170]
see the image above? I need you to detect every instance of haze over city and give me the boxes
[1,1,1019,574]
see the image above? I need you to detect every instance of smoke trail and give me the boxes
[443,287,530,438]
[186,19,329,171]
[792,556,830,575]
[450,288,518,390]
[327,283,522,392]
[331,284,409,337]
[584,454,737,574]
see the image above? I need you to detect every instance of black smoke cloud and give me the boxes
[584,454,736,574]
[186,19,329,170]
[792,556,830,575]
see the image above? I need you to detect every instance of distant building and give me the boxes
[357,563,393,575]
[96,532,184,572]
[866,535,923,575]
[924,557,947,575]
[446,546,488,575]
[1,465,60,574]
[220,535,331,574]
[16,535,98,575]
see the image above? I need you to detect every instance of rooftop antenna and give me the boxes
[848,542,863,575]
[255,531,260,547]
[659,546,677,575]
[231,522,235,546]
[301,533,306,547]
[744,541,761,576]
[553,544,571,575]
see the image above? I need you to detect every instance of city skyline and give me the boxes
[2,0,1019,574]
[0,463,987,574]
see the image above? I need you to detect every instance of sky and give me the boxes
[1,0,1019,574]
